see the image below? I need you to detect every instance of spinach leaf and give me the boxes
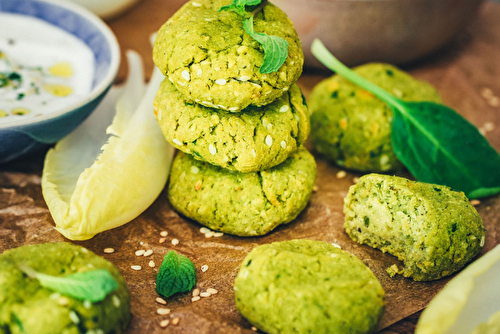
[156,251,196,298]
[219,0,288,74]
[311,38,500,199]
[19,264,119,302]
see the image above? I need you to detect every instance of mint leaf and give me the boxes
[219,0,262,15]
[243,16,289,74]
[311,38,500,199]
[19,264,118,302]
[156,251,196,298]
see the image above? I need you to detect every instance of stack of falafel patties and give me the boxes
[152,0,316,236]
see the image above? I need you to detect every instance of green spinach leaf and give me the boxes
[19,264,119,302]
[156,251,196,298]
[311,38,500,199]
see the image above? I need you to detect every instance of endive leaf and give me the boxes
[416,244,500,334]
[42,50,173,240]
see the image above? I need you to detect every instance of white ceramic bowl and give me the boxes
[0,0,120,163]
[62,0,141,20]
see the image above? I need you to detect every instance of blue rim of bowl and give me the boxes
[0,0,121,130]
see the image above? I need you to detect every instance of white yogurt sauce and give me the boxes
[0,13,95,124]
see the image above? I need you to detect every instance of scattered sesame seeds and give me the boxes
[192,296,201,302]
[471,199,481,206]
[336,170,347,179]
[181,70,190,81]
[135,250,146,256]
[205,231,215,238]
[207,288,218,294]
[192,1,201,6]
[483,122,495,132]
[193,289,200,297]
[172,138,182,146]
[156,297,167,305]
[103,248,115,254]
[481,87,494,99]
[229,107,239,111]
[157,308,171,315]
[279,105,289,112]
[252,149,257,157]
[159,238,166,244]
[313,185,319,192]
[172,317,180,326]
[353,177,360,184]
[280,140,286,149]
[238,75,251,81]
[191,166,200,174]
[213,232,224,237]
[195,180,203,191]
[488,97,500,107]
[200,227,210,234]
[480,235,485,247]
[265,135,273,146]
[58,296,70,306]
[331,243,342,249]
[215,79,227,85]
[197,69,202,76]
[112,295,121,307]
[160,231,168,237]
[251,327,258,332]
[83,300,92,309]
[209,144,217,155]
[172,239,179,246]
[69,311,80,324]
[201,265,209,272]
[200,292,211,298]
[81,248,89,253]
[160,319,170,328]
[237,46,248,54]
[131,265,142,271]
[149,261,156,268]
[144,249,154,257]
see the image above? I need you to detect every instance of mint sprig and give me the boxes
[19,264,119,302]
[156,251,196,298]
[219,0,289,74]
[219,0,261,15]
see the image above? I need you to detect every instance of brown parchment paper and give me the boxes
[2,3,500,334]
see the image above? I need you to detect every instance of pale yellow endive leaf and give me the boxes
[42,50,173,240]
[416,244,500,334]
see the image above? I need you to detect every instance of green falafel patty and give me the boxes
[153,0,303,112]
[154,79,310,173]
[168,147,316,236]
[310,63,441,172]
[344,174,486,281]
[0,243,130,334]
[234,239,385,334]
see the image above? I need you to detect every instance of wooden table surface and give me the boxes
[1,1,499,333]
[105,2,500,333]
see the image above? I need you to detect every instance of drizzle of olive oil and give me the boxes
[11,107,30,115]
[43,83,73,97]
[49,62,73,78]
